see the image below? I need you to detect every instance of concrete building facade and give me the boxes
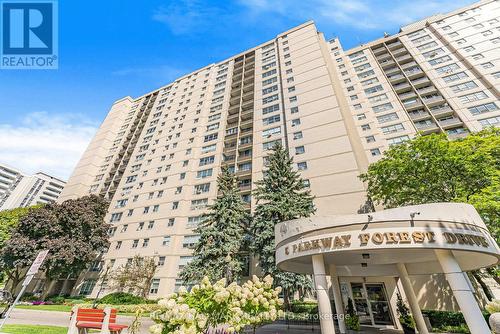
[58,0,500,313]
[0,163,66,210]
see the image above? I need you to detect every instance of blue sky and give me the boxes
[0,0,476,179]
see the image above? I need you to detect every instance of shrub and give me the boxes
[422,309,465,327]
[290,301,318,315]
[345,298,360,331]
[99,292,146,305]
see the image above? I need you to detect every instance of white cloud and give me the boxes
[239,0,475,30]
[152,0,222,35]
[0,112,98,180]
[112,64,188,83]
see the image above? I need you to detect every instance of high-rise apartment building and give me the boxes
[60,0,499,298]
[329,0,500,162]
[0,163,66,210]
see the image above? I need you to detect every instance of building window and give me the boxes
[263,114,280,126]
[458,91,488,103]
[370,148,381,156]
[79,279,96,295]
[361,124,371,131]
[291,119,301,127]
[183,235,200,248]
[132,240,139,248]
[366,136,376,143]
[297,162,308,170]
[162,236,171,246]
[149,279,160,294]
[172,202,179,210]
[467,102,498,116]
[158,257,166,266]
[142,238,149,247]
[293,131,303,140]
[381,123,405,134]
[376,112,399,123]
[479,116,500,128]
[295,146,305,155]
[262,126,281,137]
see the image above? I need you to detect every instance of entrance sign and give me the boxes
[0,250,49,330]
[26,250,49,276]
[275,203,499,334]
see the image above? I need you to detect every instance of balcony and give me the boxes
[391,48,408,58]
[422,95,446,107]
[409,110,432,121]
[398,91,417,100]
[380,59,396,69]
[372,45,387,55]
[439,117,463,129]
[430,106,454,118]
[447,128,469,139]
[400,61,418,70]
[402,99,424,111]
[405,68,425,80]
[376,53,392,62]
[393,81,412,93]
[386,40,403,50]
[385,66,400,76]
[395,54,413,64]
[388,73,406,84]
[410,76,431,88]
[415,122,440,134]
[417,86,437,95]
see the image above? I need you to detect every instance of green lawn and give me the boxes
[15,304,141,317]
[2,324,68,334]
[15,304,73,312]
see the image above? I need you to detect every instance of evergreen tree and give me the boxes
[251,143,315,307]
[181,167,249,283]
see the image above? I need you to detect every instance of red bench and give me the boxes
[68,307,128,334]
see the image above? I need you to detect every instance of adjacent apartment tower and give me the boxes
[59,0,499,297]
[0,163,66,210]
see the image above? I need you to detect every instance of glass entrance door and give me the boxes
[350,282,394,326]
[350,283,372,325]
[365,283,393,325]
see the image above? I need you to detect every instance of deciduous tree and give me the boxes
[0,195,110,296]
[359,129,500,296]
[109,255,158,298]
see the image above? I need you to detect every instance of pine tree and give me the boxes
[181,166,249,283]
[251,143,315,307]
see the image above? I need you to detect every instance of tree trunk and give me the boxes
[471,271,493,301]
[283,288,290,311]
[6,268,24,297]
[41,279,57,300]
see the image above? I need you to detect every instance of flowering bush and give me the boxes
[486,299,500,314]
[150,275,283,334]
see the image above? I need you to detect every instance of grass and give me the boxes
[15,304,73,312]
[2,324,68,334]
[15,304,141,317]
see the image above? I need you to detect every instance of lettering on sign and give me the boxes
[284,230,489,256]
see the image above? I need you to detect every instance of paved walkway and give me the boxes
[4,308,408,333]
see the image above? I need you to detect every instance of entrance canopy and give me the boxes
[275,203,500,276]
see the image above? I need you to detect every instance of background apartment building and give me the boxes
[59,0,499,297]
[0,163,66,210]
[329,0,500,162]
